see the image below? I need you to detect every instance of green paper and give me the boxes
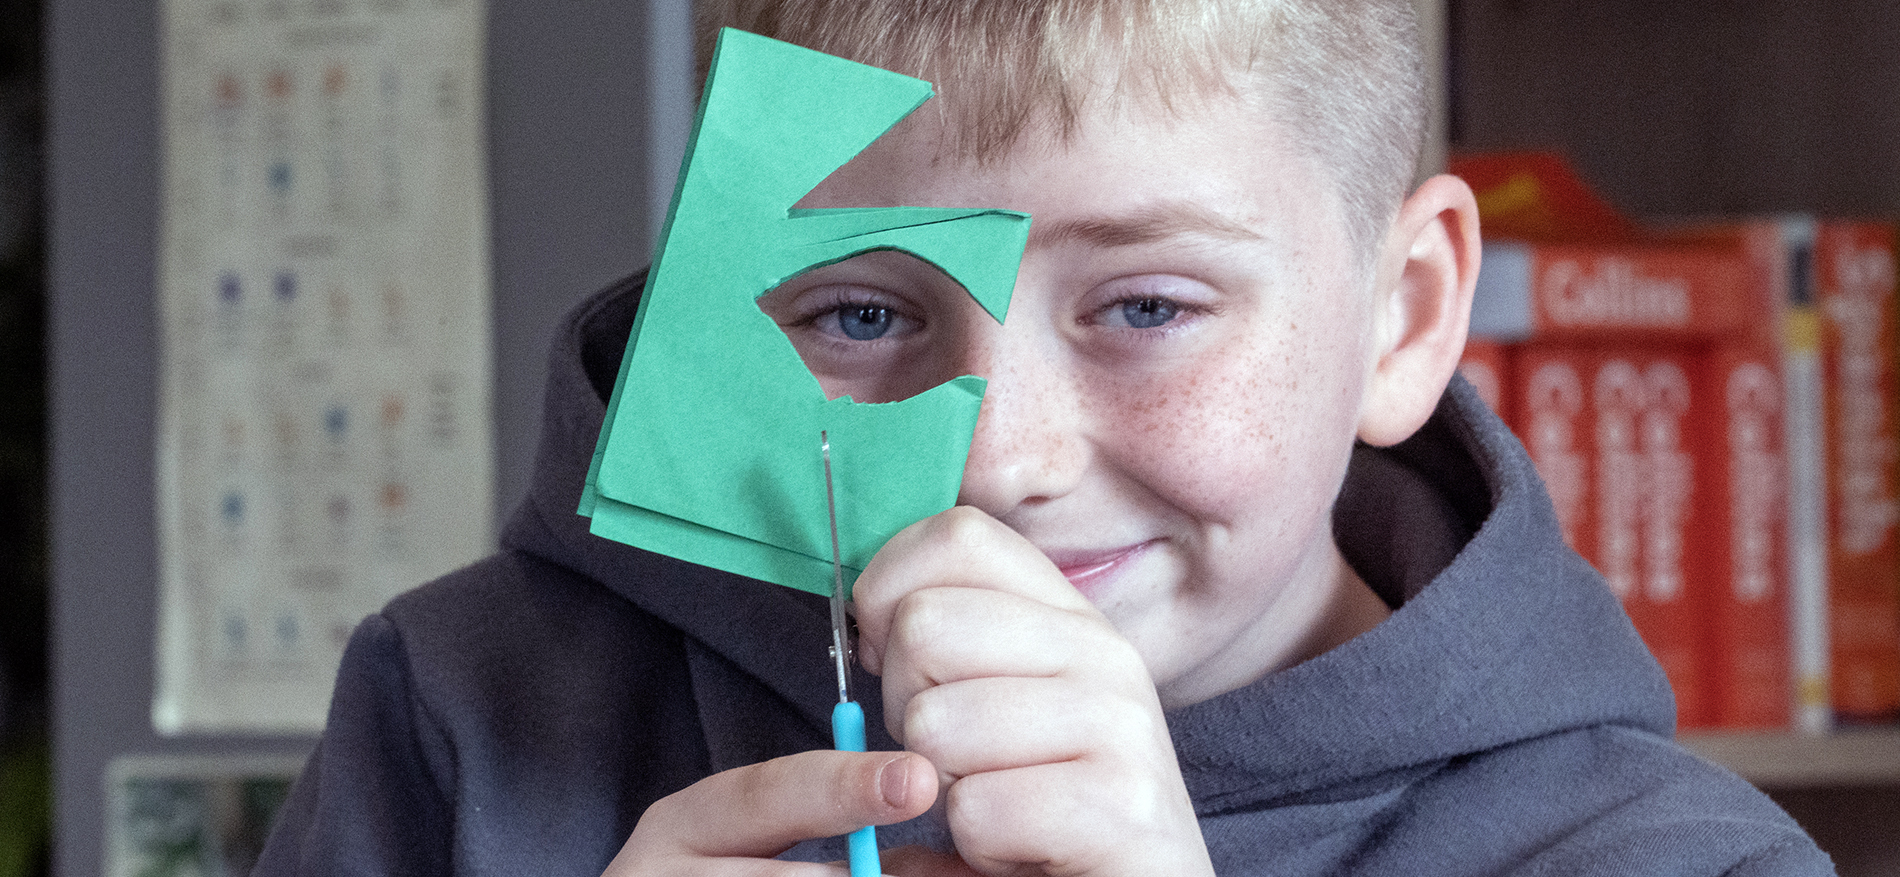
[579,29,1031,597]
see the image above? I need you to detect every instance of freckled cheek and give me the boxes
[1086,358,1306,513]
[1098,335,1361,521]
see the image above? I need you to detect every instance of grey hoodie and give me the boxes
[253,272,1833,876]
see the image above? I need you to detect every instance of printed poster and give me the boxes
[154,0,492,733]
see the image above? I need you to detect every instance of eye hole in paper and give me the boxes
[757,249,988,405]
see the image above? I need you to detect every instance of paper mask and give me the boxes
[579,28,1032,598]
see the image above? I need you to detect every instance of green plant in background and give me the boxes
[0,739,48,877]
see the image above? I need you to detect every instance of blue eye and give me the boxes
[837,305,894,340]
[1119,298,1179,329]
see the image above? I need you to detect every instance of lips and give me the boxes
[1048,541,1155,595]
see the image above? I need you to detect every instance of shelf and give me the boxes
[1679,727,1900,788]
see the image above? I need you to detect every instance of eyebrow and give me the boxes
[1026,201,1263,249]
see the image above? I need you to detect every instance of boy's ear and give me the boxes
[1356,173,1481,448]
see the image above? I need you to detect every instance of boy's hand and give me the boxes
[853,506,1215,877]
[601,749,937,876]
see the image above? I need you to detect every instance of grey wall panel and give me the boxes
[488,0,674,516]
[47,0,172,873]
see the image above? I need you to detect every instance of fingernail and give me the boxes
[878,755,910,809]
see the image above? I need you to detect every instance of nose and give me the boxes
[954,316,1092,516]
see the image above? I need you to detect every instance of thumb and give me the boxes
[611,750,939,869]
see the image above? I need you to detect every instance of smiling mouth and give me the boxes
[1051,541,1155,593]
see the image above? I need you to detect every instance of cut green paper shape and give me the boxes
[579,29,1032,598]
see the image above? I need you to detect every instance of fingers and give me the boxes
[901,675,1164,781]
[604,750,937,876]
[854,506,1099,675]
[846,505,1215,876]
[945,761,1203,877]
[881,586,1106,683]
[871,578,1154,754]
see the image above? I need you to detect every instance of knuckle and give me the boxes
[1093,765,1164,814]
[1080,634,1152,684]
[735,756,792,804]
[1100,693,1159,736]
[888,587,957,660]
[927,504,995,549]
[944,760,1184,871]
[945,777,1079,872]
[899,688,952,760]
[941,781,1014,860]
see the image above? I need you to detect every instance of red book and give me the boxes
[1701,344,1794,729]
[1603,348,1714,730]
[1473,239,1763,342]
[1816,221,1900,723]
[1660,217,1823,731]
[1512,344,1592,556]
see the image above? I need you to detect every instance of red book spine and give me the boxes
[1703,344,1794,729]
[1590,351,1646,606]
[1597,349,1713,730]
[1817,221,1900,723]
[1657,220,1799,730]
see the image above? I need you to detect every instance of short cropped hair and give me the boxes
[697,0,1427,260]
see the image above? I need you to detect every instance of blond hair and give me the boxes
[698,0,1425,258]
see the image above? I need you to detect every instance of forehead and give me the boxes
[798,88,1355,270]
[718,0,1283,161]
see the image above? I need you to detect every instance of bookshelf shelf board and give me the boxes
[1679,727,1900,787]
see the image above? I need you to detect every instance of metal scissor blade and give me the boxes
[821,431,851,705]
[821,431,883,877]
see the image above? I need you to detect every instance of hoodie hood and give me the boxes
[1168,379,1675,814]
[502,271,1676,816]
[503,273,878,765]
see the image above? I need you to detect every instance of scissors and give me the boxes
[822,431,881,877]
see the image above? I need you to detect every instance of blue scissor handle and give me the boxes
[832,700,881,877]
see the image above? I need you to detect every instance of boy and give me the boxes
[255,1,1833,875]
